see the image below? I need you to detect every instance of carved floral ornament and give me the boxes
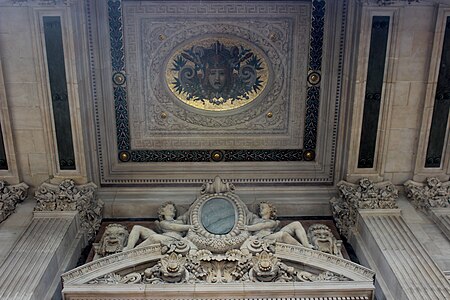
[330,178,398,239]
[404,177,450,211]
[62,176,374,300]
[0,180,29,223]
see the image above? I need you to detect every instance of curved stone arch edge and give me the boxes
[62,243,375,285]
[62,281,375,300]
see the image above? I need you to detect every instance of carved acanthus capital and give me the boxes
[404,177,450,212]
[330,178,398,239]
[34,179,103,241]
[0,181,29,223]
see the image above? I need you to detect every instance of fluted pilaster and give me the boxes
[356,209,450,300]
[0,212,83,300]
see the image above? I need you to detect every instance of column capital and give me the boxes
[330,178,398,239]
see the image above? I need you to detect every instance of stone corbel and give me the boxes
[34,179,103,241]
[0,180,29,223]
[330,178,398,239]
[404,177,450,240]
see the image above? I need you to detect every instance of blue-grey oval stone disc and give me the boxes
[201,197,236,235]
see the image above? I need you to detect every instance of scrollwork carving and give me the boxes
[200,176,235,194]
[88,245,350,285]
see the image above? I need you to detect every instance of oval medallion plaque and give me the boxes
[166,38,269,111]
[200,197,236,235]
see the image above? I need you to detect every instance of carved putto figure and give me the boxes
[78,177,369,288]
[245,202,313,248]
[93,223,129,260]
[124,202,194,251]
[307,223,343,257]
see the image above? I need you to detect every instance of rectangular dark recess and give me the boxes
[0,123,8,170]
[43,16,76,170]
[357,16,390,168]
[425,17,450,168]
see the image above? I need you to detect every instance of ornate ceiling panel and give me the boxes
[92,0,343,185]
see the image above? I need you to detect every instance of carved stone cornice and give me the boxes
[7,0,73,6]
[404,177,450,211]
[34,179,103,241]
[0,180,29,223]
[357,0,420,5]
[330,178,398,239]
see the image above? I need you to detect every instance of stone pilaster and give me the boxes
[355,209,450,300]
[34,179,103,242]
[404,177,450,240]
[0,211,83,300]
[430,208,450,240]
[331,178,450,299]
[330,178,398,239]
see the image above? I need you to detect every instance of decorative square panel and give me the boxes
[122,2,310,150]
[93,0,341,184]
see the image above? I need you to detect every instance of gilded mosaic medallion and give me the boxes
[166,38,269,111]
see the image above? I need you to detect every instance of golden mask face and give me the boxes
[165,38,269,112]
